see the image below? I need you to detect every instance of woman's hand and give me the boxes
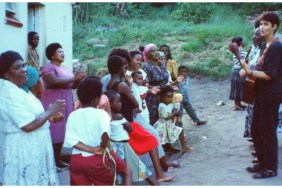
[46,100,66,117]
[124,73,133,88]
[239,68,247,78]
[150,86,160,95]
[74,71,85,82]
[176,75,184,83]
[240,59,251,75]
[49,112,64,123]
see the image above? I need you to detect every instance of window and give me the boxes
[5,3,23,27]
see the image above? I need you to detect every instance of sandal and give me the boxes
[233,106,245,111]
[246,164,261,173]
[253,170,277,179]
[252,158,259,164]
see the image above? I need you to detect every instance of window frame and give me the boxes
[5,3,23,28]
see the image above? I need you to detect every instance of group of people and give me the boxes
[0,28,206,185]
[1,10,280,186]
[229,11,282,179]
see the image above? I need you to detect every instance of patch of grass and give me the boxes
[73,4,257,79]
[182,39,204,53]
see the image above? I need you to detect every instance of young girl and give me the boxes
[64,76,132,185]
[104,90,158,185]
[153,85,191,154]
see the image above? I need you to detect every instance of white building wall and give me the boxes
[44,3,73,70]
[0,3,28,59]
[0,2,73,70]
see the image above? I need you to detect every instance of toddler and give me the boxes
[153,85,191,154]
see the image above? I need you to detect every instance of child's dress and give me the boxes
[153,103,183,144]
[110,118,152,184]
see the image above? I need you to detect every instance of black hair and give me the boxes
[231,36,243,46]
[45,43,62,61]
[254,19,260,29]
[107,55,124,74]
[178,65,188,73]
[77,75,102,105]
[0,51,23,78]
[139,46,145,52]
[159,85,174,98]
[159,44,172,59]
[104,90,119,103]
[28,31,38,44]
[108,48,131,65]
[131,70,142,78]
[259,11,280,34]
[130,50,142,59]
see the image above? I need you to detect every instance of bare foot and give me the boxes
[168,160,180,168]
[157,173,177,183]
[182,146,192,152]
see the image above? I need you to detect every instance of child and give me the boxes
[131,70,181,172]
[104,90,159,185]
[177,65,207,126]
[64,76,132,185]
[131,71,160,123]
[153,85,191,154]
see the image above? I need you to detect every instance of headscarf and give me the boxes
[22,65,39,92]
[159,51,166,59]
[45,43,62,60]
[143,43,157,62]
[0,51,23,79]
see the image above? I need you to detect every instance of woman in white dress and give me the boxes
[0,51,66,185]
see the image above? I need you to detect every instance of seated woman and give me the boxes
[106,55,176,182]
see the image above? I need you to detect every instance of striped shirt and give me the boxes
[232,47,246,69]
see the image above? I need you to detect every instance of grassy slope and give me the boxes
[73,9,254,79]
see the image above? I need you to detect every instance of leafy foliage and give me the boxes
[73,2,282,78]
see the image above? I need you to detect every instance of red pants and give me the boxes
[69,151,127,185]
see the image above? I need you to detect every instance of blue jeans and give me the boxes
[180,97,200,123]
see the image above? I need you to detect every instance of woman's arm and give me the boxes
[240,59,271,80]
[21,100,66,132]
[118,82,139,108]
[43,71,84,88]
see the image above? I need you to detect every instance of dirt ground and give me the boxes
[58,77,282,186]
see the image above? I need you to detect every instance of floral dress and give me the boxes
[142,61,169,125]
[153,103,183,144]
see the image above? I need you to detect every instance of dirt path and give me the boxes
[58,77,282,185]
[161,77,282,186]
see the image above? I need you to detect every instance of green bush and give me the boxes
[172,3,217,24]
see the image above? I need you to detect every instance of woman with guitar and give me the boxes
[240,11,282,179]
[241,26,266,138]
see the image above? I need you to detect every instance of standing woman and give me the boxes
[241,11,282,179]
[0,51,66,185]
[229,36,247,111]
[159,44,178,81]
[142,43,170,125]
[41,43,84,170]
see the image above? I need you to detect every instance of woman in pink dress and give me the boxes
[41,43,85,170]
